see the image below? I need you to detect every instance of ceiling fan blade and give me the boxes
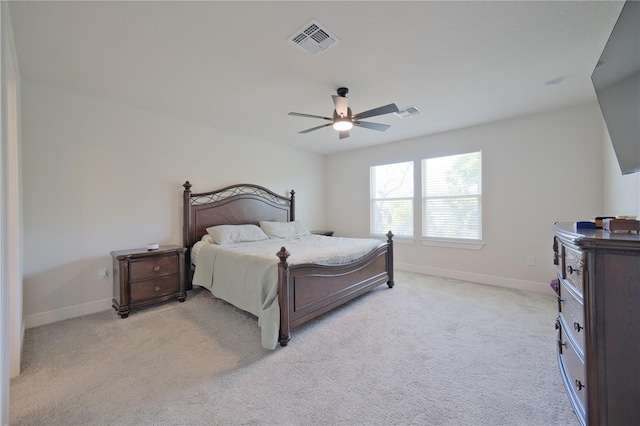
[353,121,391,132]
[332,95,349,118]
[288,112,332,121]
[352,103,399,120]
[299,123,333,134]
[338,130,350,139]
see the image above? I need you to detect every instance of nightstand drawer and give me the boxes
[130,274,179,303]
[129,255,179,281]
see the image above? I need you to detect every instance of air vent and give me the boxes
[288,19,340,56]
[395,106,421,119]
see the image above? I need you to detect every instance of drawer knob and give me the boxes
[154,286,160,292]
[573,322,583,332]
[567,265,581,274]
[575,379,585,391]
[153,265,160,272]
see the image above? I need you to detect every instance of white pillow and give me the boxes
[259,220,311,239]
[206,224,269,245]
[201,234,215,244]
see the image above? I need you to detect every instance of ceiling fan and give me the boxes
[288,87,399,139]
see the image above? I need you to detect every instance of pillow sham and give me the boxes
[206,224,269,245]
[259,220,311,239]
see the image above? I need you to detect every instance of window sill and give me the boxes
[420,238,485,250]
[370,235,415,245]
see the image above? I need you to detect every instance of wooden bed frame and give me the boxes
[182,181,394,346]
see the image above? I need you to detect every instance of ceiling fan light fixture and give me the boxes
[289,87,398,139]
[333,119,353,131]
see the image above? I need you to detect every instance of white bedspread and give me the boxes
[192,235,383,349]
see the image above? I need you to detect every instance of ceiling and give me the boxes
[8,0,624,155]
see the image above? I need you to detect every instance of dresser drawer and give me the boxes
[563,245,584,296]
[559,329,587,423]
[130,274,179,303]
[559,280,585,356]
[553,237,564,278]
[129,254,179,281]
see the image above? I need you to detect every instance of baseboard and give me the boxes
[22,267,550,329]
[396,263,553,294]
[25,298,113,329]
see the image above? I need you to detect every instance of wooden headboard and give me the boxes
[183,181,295,248]
[182,181,295,286]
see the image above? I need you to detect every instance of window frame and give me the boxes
[420,150,484,250]
[369,160,415,239]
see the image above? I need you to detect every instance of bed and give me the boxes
[182,181,394,349]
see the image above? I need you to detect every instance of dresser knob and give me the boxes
[153,265,160,271]
[154,286,160,292]
[573,322,583,332]
[575,379,585,390]
[567,265,580,274]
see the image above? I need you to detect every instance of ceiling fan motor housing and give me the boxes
[333,107,353,120]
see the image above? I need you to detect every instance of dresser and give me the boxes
[553,222,640,426]
[111,245,186,318]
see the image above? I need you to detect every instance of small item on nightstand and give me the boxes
[147,243,159,251]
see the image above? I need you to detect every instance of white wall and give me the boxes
[602,123,640,216]
[326,103,604,292]
[2,1,23,422]
[20,80,326,327]
[1,4,9,423]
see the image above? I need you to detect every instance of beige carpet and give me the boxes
[10,271,578,425]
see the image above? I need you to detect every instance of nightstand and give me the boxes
[110,245,186,318]
[311,230,334,236]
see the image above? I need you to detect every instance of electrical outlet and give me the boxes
[99,269,108,280]
[527,256,535,266]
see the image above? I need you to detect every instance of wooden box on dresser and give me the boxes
[553,222,640,426]
[111,245,186,318]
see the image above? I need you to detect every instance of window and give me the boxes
[422,151,482,241]
[370,161,414,237]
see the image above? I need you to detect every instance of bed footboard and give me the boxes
[277,231,394,346]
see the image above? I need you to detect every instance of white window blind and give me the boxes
[422,151,482,240]
[370,161,414,237]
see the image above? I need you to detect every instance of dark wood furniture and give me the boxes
[553,222,640,426]
[183,181,394,346]
[311,230,334,236]
[111,245,186,318]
